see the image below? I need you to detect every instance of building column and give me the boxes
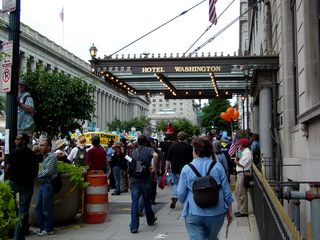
[111,97,115,121]
[99,91,103,131]
[101,92,105,130]
[96,90,101,129]
[20,53,29,73]
[120,100,123,120]
[94,90,98,128]
[259,87,273,179]
[29,56,38,71]
[105,94,109,124]
[252,104,259,133]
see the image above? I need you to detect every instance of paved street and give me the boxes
[27,183,259,240]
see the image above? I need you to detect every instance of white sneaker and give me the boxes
[32,228,42,234]
[37,230,54,236]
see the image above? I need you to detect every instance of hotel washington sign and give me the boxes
[135,65,230,74]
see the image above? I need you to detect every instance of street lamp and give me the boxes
[89,43,98,58]
[241,96,245,130]
[243,64,250,137]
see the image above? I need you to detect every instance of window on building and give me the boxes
[152,99,156,102]
[159,99,162,102]
[153,104,156,107]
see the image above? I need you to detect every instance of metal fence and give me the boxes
[250,165,303,240]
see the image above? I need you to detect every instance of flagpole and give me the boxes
[62,19,64,47]
[60,7,64,47]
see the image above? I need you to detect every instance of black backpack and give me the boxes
[128,147,152,179]
[188,161,220,208]
[74,147,87,166]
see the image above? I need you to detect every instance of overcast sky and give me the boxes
[9,0,240,62]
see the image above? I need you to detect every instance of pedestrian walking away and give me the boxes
[177,136,233,240]
[128,134,158,234]
[165,131,193,209]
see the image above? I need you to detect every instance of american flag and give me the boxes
[228,132,238,157]
[60,8,64,22]
[209,0,218,25]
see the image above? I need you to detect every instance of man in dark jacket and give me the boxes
[165,131,193,209]
[5,134,38,239]
[128,135,158,234]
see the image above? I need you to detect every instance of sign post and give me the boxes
[4,0,20,179]
[1,41,13,93]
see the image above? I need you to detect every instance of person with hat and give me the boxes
[234,138,253,217]
[110,143,126,195]
[54,139,69,163]
[67,136,88,165]
[17,80,35,148]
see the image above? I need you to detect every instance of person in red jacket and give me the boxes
[164,121,174,136]
[84,136,107,172]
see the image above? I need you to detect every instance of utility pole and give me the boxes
[4,0,21,171]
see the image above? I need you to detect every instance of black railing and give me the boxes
[250,165,303,240]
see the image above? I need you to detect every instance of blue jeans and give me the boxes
[35,183,54,232]
[185,213,225,240]
[130,180,155,231]
[171,173,180,199]
[9,181,34,240]
[112,166,121,194]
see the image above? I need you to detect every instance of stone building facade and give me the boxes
[0,12,149,132]
[247,0,320,237]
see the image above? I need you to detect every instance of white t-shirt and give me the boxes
[67,146,87,162]
[236,147,253,172]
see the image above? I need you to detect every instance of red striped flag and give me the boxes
[209,0,218,24]
[60,8,64,22]
[228,132,238,157]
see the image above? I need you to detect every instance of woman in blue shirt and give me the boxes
[177,136,233,240]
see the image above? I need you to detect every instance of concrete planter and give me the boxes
[29,173,82,225]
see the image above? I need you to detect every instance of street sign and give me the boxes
[1,41,13,93]
[2,41,13,65]
[2,65,12,93]
[2,0,16,13]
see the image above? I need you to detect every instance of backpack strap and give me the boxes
[188,163,202,177]
[205,161,216,176]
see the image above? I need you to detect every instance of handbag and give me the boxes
[158,174,166,190]
[50,174,62,194]
[243,171,253,188]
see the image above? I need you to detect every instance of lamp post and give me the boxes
[89,43,98,59]
[243,64,250,137]
[241,96,245,130]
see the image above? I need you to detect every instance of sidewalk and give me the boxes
[27,185,259,240]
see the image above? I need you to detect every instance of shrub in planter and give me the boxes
[0,181,19,240]
[29,162,88,225]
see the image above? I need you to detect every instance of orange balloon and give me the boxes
[224,111,232,122]
[226,107,235,115]
[232,111,239,120]
[220,112,227,120]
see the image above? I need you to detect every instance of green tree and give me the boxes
[21,67,96,138]
[0,95,6,116]
[106,116,150,132]
[200,99,233,133]
[156,119,200,137]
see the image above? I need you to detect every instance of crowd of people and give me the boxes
[3,124,261,239]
